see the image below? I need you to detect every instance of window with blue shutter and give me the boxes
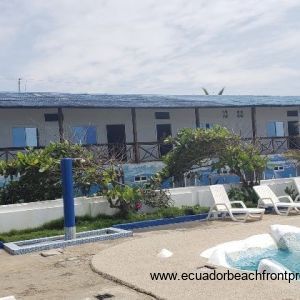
[267,122,284,137]
[12,127,38,147]
[72,126,97,145]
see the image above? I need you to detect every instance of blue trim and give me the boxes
[3,227,132,255]
[113,213,208,230]
[0,241,3,249]
[61,158,76,228]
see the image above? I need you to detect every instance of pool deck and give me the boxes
[92,215,300,300]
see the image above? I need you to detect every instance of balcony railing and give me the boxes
[243,136,300,154]
[0,136,300,163]
[0,142,168,163]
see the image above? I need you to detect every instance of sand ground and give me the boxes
[1,215,300,299]
[0,238,155,300]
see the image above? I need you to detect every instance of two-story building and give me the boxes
[0,93,299,170]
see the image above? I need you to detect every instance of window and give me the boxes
[44,113,59,122]
[155,112,170,119]
[274,165,284,171]
[237,110,244,118]
[72,126,97,145]
[267,122,284,137]
[222,110,228,119]
[287,111,298,117]
[134,175,148,182]
[12,127,38,147]
[219,167,230,174]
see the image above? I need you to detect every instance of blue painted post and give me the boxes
[61,158,76,240]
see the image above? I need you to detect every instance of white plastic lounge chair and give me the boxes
[253,185,300,216]
[292,177,300,202]
[207,185,265,222]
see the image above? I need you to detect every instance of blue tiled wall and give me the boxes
[122,154,298,187]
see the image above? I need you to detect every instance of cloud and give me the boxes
[0,0,300,95]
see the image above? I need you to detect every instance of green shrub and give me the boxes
[159,207,184,218]
[101,167,171,216]
[183,205,207,215]
[284,185,298,201]
[0,142,106,204]
[228,186,258,207]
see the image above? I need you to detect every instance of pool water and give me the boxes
[227,248,300,273]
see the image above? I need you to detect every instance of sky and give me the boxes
[0,0,300,95]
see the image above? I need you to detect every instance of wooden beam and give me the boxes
[58,107,64,142]
[131,108,139,163]
[251,107,257,142]
[195,108,200,128]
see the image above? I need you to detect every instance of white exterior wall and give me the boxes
[169,177,296,208]
[256,107,300,137]
[136,108,196,142]
[0,196,119,233]
[0,106,299,149]
[63,108,134,143]
[0,177,295,232]
[0,108,59,148]
[198,107,253,137]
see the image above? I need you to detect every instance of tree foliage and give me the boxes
[0,142,171,216]
[214,143,267,187]
[161,126,236,179]
[0,142,105,204]
[227,186,259,206]
[159,126,267,187]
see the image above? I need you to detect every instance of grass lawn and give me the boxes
[0,206,209,243]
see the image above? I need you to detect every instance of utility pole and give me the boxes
[18,78,22,93]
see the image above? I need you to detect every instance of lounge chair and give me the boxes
[253,185,300,216]
[292,177,300,202]
[207,185,265,222]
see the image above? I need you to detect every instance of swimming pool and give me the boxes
[201,224,300,274]
[227,248,300,273]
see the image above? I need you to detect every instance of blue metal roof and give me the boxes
[0,92,300,108]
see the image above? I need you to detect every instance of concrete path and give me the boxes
[92,215,300,300]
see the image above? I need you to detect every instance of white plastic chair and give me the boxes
[292,177,300,202]
[207,185,265,222]
[254,185,300,216]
